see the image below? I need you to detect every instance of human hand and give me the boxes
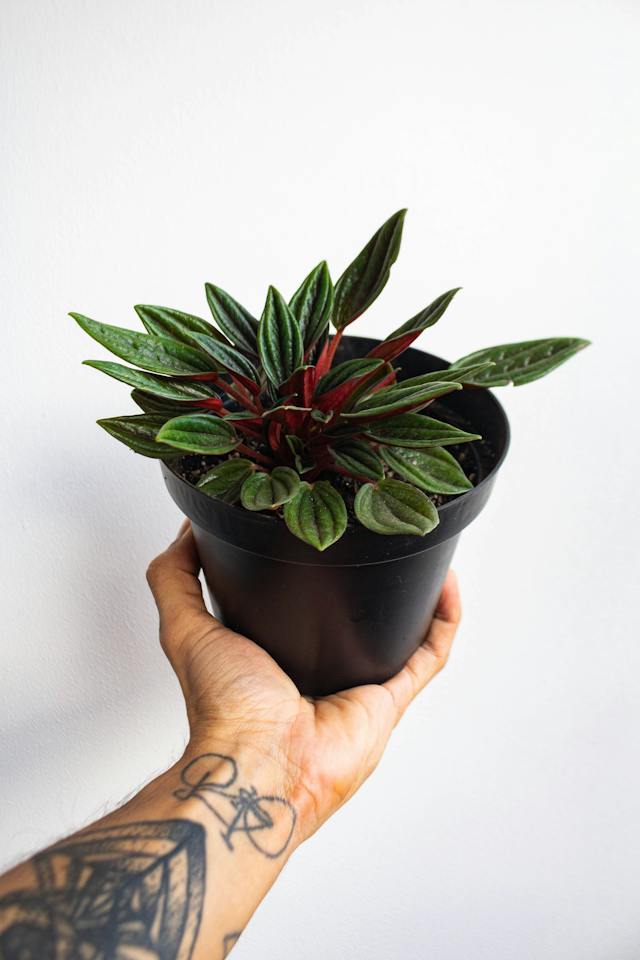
[147,520,461,844]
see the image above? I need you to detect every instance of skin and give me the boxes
[0,520,461,958]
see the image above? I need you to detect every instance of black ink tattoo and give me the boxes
[0,819,205,960]
[222,930,242,957]
[174,754,296,859]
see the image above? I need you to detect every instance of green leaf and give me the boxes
[329,440,384,480]
[315,358,383,396]
[343,381,462,419]
[258,286,304,387]
[332,209,406,330]
[341,360,396,410]
[310,408,332,424]
[131,390,194,417]
[134,304,227,348]
[191,333,260,382]
[71,313,212,375]
[284,481,347,551]
[368,288,462,360]
[289,261,334,349]
[197,459,254,503]
[205,284,259,356]
[285,435,316,474]
[240,466,301,511]
[83,360,217,401]
[365,414,481,448]
[156,414,239,454]
[97,415,182,458]
[386,288,461,339]
[381,446,472,494]
[450,338,591,386]
[398,361,495,388]
[354,479,439,536]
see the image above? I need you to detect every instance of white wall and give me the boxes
[1,1,639,957]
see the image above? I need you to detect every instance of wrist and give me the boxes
[177,729,306,855]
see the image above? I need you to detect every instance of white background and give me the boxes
[1,1,639,957]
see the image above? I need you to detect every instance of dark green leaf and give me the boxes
[240,466,301,511]
[197,459,255,503]
[205,284,259,355]
[71,313,211,375]
[381,446,472,494]
[131,390,195,417]
[343,381,462,419]
[134,304,227,348]
[332,209,407,329]
[315,358,383,397]
[354,479,439,535]
[156,414,239,454]
[83,360,217,401]
[450,338,591,386]
[284,481,347,551]
[310,408,332,424]
[341,361,396,410]
[289,261,334,349]
[398,361,495,388]
[388,288,461,339]
[258,286,304,387]
[368,288,461,360]
[97,415,182,458]
[329,440,384,481]
[365,414,481,448]
[191,333,260,382]
[285,435,316,474]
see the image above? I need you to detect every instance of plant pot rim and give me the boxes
[162,338,511,566]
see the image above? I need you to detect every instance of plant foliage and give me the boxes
[73,211,590,550]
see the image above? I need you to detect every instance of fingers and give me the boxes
[146,521,211,641]
[383,570,461,724]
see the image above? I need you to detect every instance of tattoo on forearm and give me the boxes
[174,753,296,859]
[0,819,205,960]
[222,930,242,957]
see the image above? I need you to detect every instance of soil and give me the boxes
[171,399,498,523]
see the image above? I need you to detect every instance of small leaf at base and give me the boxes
[354,479,439,535]
[240,467,301,511]
[284,481,347,550]
[197,459,254,503]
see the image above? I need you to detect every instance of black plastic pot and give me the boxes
[162,337,510,696]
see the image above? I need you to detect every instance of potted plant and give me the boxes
[72,210,589,695]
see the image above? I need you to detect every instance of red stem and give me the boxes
[326,329,343,367]
[215,377,258,413]
[237,443,274,467]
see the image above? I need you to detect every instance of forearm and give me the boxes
[0,732,301,959]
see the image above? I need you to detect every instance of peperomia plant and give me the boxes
[72,210,589,550]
